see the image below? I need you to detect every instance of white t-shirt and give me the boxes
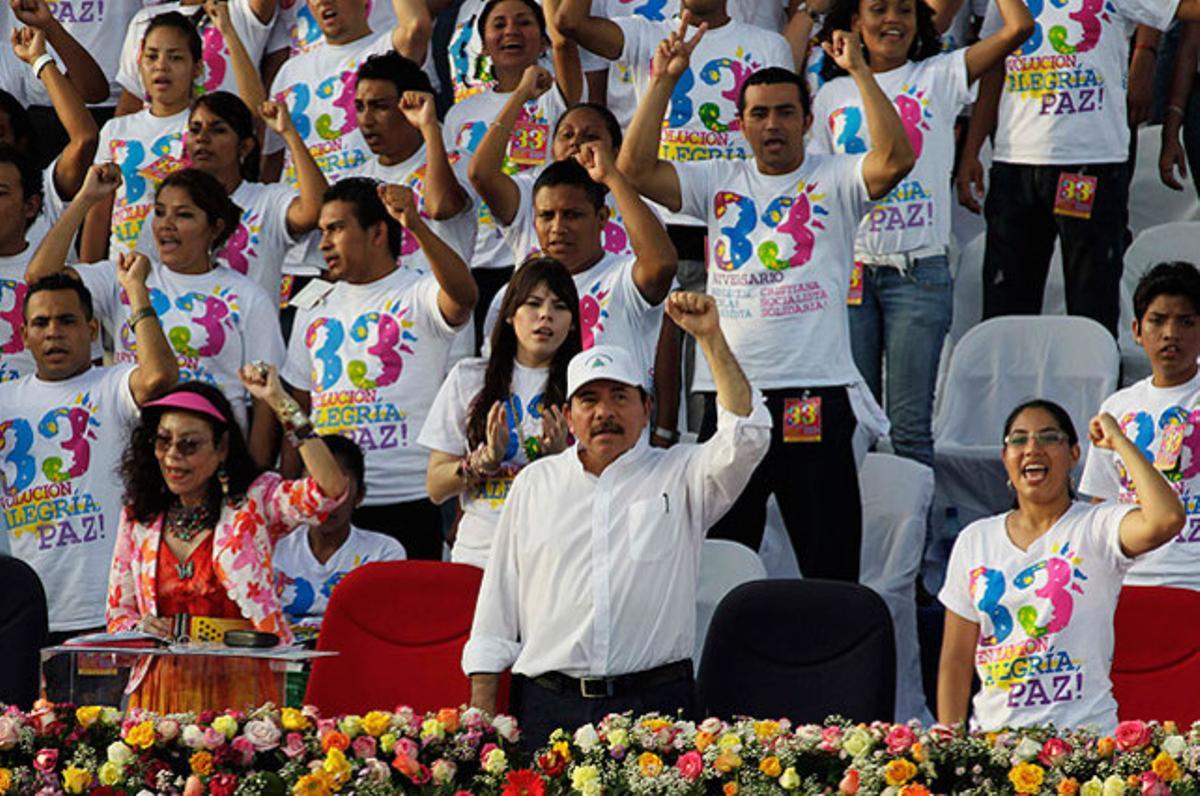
[0,246,37,383]
[502,168,637,262]
[939,502,1136,733]
[598,0,785,31]
[418,358,551,568]
[27,159,69,248]
[116,0,274,100]
[443,85,571,270]
[810,51,976,257]
[1080,372,1200,590]
[274,524,405,616]
[675,154,869,390]
[76,261,285,428]
[981,0,1177,165]
[94,108,190,257]
[0,365,139,631]
[268,0,396,56]
[282,268,462,504]
[45,0,143,103]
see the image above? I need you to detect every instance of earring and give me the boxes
[1005,478,1014,491]
[218,466,230,499]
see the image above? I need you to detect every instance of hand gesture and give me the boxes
[204,0,233,32]
[665,291,720,340]
[398,90,438,131]
[239,362,286,404]
[482,401,510,469]
[955,153,986,213]
[378,183,421,229]
[1160,132,1189,192]
[78,163,122,204]
[1088,412,1123,451]
[575,140,617,186]
[651,14,707,83]
[516,64,553,101]
[139,615,174,640]
[116,251,151,290]
[10,26,46,65]
[823,29,866,74]
[539,404,569,455]
[10,0,55,32]
[259,99,294,136]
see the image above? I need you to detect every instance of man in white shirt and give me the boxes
[464,291,770,745]
[1080,261,1200,591]
[617,27,913,580]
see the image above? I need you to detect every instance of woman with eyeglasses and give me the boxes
[105,365,347,713]
[936,399,1185,733]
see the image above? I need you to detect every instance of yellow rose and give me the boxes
[1058,777,1080,796]
[75,706,102,728]
[1101,774,1126,796]
[125,720,156,749]
[571,764,600,792]
[718,733,742,751]
[212,715,238,739]
[293,771,332,796]
[695,731,715,752]
[190,751,214,776]
[1096,737,1116,758]
[282,708,311,731]
[337,715,362,738]
[97,762,121,787]
[323,747,351,787]
[759,756,782,778]
[779,767,800,791]
[884,758,918,787]
[912,742,926,763]
[1164,721,1179,735]
[1008,762,1045,795]
[552,740,571,761]
[420,718,445,741]
[1152,751,1182,782]
[361,711,392,737]
[608,728,629,748]
[641,718,671,732]
[61,767,92,795]
[638,752,663,777]
[484,748,508,775]
[843,728,874,758]
[1080,779,1104,796]
[380,733,397,752]
[0,768,10,794]
[723,783,738,796]
[754,721,782,740]
[714,751,742,773]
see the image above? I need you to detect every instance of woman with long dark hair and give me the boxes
[937,400,1184,732]
[419,257,582,568]
[106,366,347,713]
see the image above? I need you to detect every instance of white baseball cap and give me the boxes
[567,345,642,399]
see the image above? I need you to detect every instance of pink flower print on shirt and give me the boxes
[894,85,932,159]
[201,25,227,91]
[578,281,610,349]
[219,211,262,275]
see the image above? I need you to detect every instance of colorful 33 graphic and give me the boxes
[968,540,1086,647]
[0,393,100,495]
[711,182,828,272]
[665,52,761,133]
[1118,407,1200,487]
[1019,0,1111,56]
[119,287,241,360]
[0,279,28,359]
[578,281,611,350]
[304,299,418,392]
[219,210,264,275]
[830,87,932,158]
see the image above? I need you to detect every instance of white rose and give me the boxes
[181,725,206,750]
[243,719,282,752]
[1163,735,1187,759]
[573,724,600,752]
[107,741,135,765]
[492,714,520,744]
[1014,737,1042,762]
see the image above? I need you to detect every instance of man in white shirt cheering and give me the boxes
[463,291,770,745]
[616,24,914,580]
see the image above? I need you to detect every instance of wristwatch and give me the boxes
[653,426,681,444]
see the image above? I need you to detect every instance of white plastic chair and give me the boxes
[932,315,1119,529]
[1129,125,1200,239]
[1117,222,1200,386]
[858,453,935,725]
[695,539,767,671]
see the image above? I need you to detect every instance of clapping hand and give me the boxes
[539,404,569,455]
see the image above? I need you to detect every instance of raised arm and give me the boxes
[379,184,478,325]
[261,100,328,235]
[782,7,814,70]
[666,292,750,416]
[824,30,914,200]
[11,26,98,202]
[118,252,180,404]
[578,139,676,304]
[1088,413,1187,557]
[27,163,120,282]
[555,0,625,60]
[963,0,1033,83]
[10,0,108,103]
[391,0,433,64]
[1182,1,1200,21]
[924,0,965,35]
[399,91,468,220]
[1161,23,1200,190]
[210,0,269,116]
[466,66,551,226]
[544,0,583,105]
[955,65,1001,213]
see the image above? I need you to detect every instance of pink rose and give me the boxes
[242,719,281,752]
[282,732,307,759]
[840,769,860,795]
[231,736,256,766]
[183,775,205,796]
[0,716,20,750]
[395,737,420,759]
[1141,772,1171,796]
[157,718,181,742]
[203,726,227,750]
[33,747,58,772]
[1038,737,1072,767]
[675,750,704,781]
[1115,720,1152,752]
[316,718,338,738]
[352,735,378,760]
[885,726,916,755]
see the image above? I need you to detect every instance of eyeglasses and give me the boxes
[154,434,212,457]
[1003,430,1070,448]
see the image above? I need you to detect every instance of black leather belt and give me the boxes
[531,660,693,699]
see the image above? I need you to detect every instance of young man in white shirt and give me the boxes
[464,292,771,746]
[617,26,914,580]
[281,179,477,559]
[1080,262,1200,591]
[1,265,178,699]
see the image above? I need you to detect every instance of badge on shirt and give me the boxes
[508,119,549,166]
[848,260,865,306]
[279,274,295,310]
[1054,172,1098,219]
[1155,424,1186,471]
[783,396,822,443]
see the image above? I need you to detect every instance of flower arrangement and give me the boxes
[2,703,1200,795]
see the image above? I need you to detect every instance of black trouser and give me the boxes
[700,386,862,582]
[352,499,444,561]
[982,161,1131,338]
[513,668,695,752]
[472,266,515,353]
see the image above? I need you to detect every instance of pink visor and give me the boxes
[141,391,228,424]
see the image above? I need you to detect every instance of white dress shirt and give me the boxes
[462,394,772,678]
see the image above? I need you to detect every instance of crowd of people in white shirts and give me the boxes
[3,0,1200,737]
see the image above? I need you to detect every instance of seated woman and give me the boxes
[937,400,1185,732]
[419,257,581,568]
[106,365,348,714]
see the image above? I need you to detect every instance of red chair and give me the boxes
[1112,585,1200,725]
[304,561,508,715]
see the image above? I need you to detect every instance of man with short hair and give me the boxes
[1080,261,1200,590]
[464,291,770,745]
[281,178,477,559]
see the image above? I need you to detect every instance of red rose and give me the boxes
[536,751,565,778]
[210,772,239,796]
[142,759,170,789]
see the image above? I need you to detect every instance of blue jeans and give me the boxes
[849,255,953,468]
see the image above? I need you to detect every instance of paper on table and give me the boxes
[64,629,165,646]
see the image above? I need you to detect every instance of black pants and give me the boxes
[352,499,444,561]
[982,161,1131,338]
[472,266,515,353]
[514,671,695,752]
[701,387,862,581]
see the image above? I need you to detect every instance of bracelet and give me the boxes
[1167,104,1187,118]
[489,120,513,135]
[653,426,680,443]
[30,53,56,79]
[1133,42,1158,56]
[470,444,502,475]
[128,307,159,330]
[286,419,317,446]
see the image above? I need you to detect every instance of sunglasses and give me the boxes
[1003,430,1069,448]
[154,434,212,457]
